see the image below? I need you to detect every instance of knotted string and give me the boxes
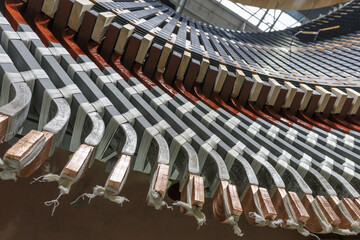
[44,192,64,216]
[0,167,17,181]
[30,173,60,184]
[71,185,129,206]
[0,158,17,181]
[147,189,172,210]
[30,173,69,216]
[227,215,243,237]
[44,185,69,216]
[286,219,317,238]
[332,227,357,235]
[173,201,206,229]
[350,221,360,232]
[249,212,283,228]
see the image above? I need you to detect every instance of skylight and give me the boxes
[217,0,302,32]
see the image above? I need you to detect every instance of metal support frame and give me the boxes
[176,0,188,13]
[268,11,283,31]
[256,9,269,28]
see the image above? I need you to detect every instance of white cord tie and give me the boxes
[92,97,112,117]
[247,122,261,138]
[224,117,241,131]
[201,110,219,127]
[248,212,283,228]
[173,201,206,228]
[153,120,171,136]
[122,108,142,125]
[71,185,129,205]
[147,189,173,210]
[150,94,172,110]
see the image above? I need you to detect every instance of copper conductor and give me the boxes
[5,130,44,161]
[153,163,169,197]
[0,114,9,141]
[191,174,205,207]
[354,198,360,210]
[62,144,94,178]
[271,188,289,228]
[107,154,131,191]
[302,194,328,233]
[180,174,205,215]
[259,187,277,220]
[242,185,277,226]
[342,198,360,222]
[328,195,360,230]
[19,131,54,178]
[212,181,242,222]
[212,180,228,222]
[288,191,310,223]
[227,183,243,216]
[316,195,341,225]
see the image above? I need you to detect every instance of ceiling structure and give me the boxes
[168,0,349,33]
[228,0,348,10]
[218,0,302,32]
